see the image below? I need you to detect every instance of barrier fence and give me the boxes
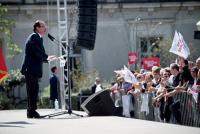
[132,92,200,127]
[78,91,200,127]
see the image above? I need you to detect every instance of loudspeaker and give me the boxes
[77,0,97,50]
[81,90,115,116]
[194,31,200,39]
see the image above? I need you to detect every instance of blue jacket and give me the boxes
[21,32,48,78]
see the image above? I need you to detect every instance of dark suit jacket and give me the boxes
[91,84,97,94]
[91,84,103,94]
[50,74,59,100]
[21,32,48,78]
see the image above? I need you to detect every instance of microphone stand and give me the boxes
[42,33,83,118]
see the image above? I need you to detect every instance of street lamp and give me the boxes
[134,17,140,70]
[127,17,141,70]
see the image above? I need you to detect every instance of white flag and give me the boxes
[178,32,190,57]
[123,65,138,84]
[169,31,190,59]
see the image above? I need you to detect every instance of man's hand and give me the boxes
[47,55,57,61]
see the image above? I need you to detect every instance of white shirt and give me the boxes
[37,32,42,38]
[95,84,103,93]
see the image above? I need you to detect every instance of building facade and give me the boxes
[0,0,200,97]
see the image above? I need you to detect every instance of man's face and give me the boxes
[54,68,58,74]
[152,72,160,80]
[170,67,175,75]
[145,75,152,83]
[96,79,101,84]
[37,22,47,36]
[178,57,185,68]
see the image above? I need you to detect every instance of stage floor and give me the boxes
[0,109,199,134]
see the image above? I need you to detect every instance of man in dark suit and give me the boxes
[91,77,103,94]
[21,20,55,118]
[49,66,60,108]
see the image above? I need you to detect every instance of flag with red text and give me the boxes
[128,52,138,64]
[142,57,160,70]
[169,31,190,59]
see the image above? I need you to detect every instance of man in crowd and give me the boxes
[91,77,103,94]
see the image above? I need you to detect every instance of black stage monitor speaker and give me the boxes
[77,0,97,50]
[81,90,115,116]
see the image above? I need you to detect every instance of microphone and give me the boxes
[48,33,65,50]
[48,33,55,41]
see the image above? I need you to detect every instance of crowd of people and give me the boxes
[108,56,200,125]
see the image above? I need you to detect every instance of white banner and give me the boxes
[123,65,138,84]
[114,66,138,84]
[169,31,190,59]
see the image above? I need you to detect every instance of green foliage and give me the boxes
[7,42,22,59]
[71,94,78,110]
[159,39,176,67]
[79,89,92,95]
[72,69,99,93]
[0,69,25,109]
[0,4,14,37]
[187,42,200,62]
[0,4,22,59]
[41,85,50,98]
[38,85,50,108]
[1,69,25,92]
[0,92,13,109]
[38,97,49,108]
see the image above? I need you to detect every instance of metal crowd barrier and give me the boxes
[133,92,155,121]
[172,92,200,127]
[78,90,200,127]
[133,92,200,127]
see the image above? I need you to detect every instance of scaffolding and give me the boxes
[56,0,69,110]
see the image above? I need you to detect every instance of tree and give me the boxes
[0,4,22,59]
[159,39,176,67]
[0,4,23,109]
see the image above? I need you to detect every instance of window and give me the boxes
[140,37,162,59]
